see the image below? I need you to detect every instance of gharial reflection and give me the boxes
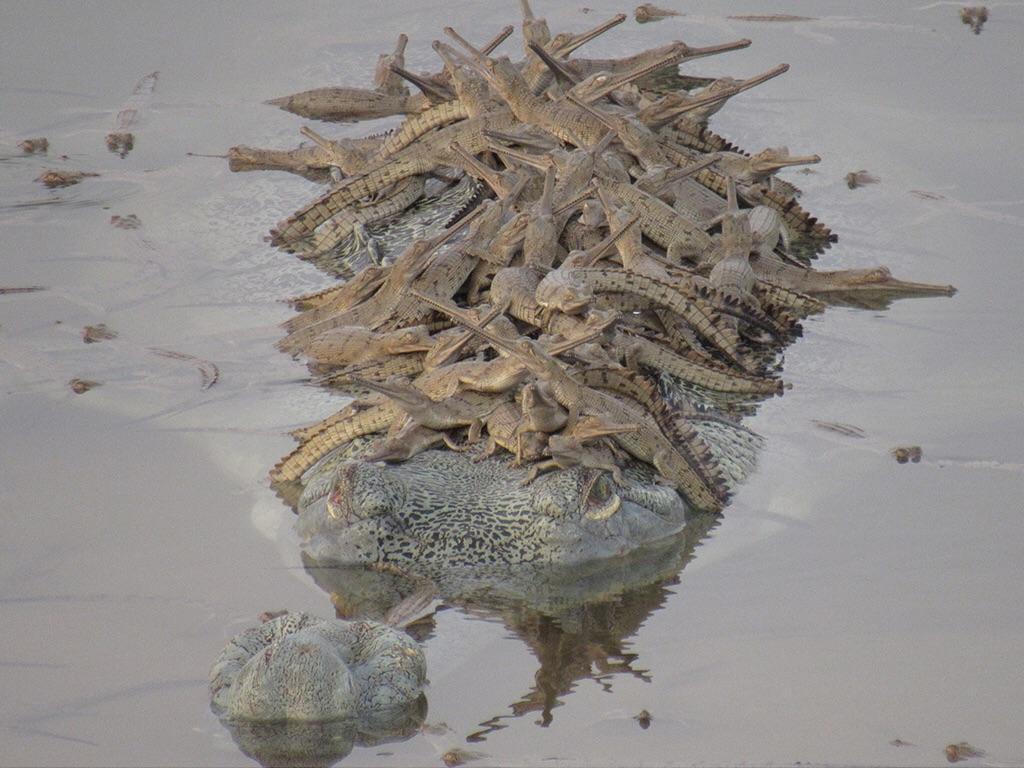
[219,702,426,768]
[304,511,718,745]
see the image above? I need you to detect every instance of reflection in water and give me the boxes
[221,697,426,768]
[304,512,718,745]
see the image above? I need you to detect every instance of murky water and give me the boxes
[2,2,1022,766]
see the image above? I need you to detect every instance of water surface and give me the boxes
[2,2,1022,765]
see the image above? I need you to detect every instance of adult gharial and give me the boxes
[213,1,956,750]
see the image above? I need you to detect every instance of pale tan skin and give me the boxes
[306,325,434,367]
[272,399,399,482]
[280,205,487,351]
[516,381,569,464]
[636,64,790,128]
[351,375,509,445]
[490,262,783,394]
[475,401,549,463]
[412,291,728,513]
[706,178,762,330]
[524,414,640,486]
[259,10,957,525]
[363,419,446,463]
[634,4,681,23]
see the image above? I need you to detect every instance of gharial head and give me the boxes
[296,457,425,565]
[439,28,528,98]
[306,326,377,364]
[748,147,822,178]
[482,55,527,94]
[571,71,615,102]
[449,66,491,112]
[385,326,435,354]
[373,34,409,97]
[519,0,551,47]
[228,628,357,721]
[535,269,593,314]
[514,337,564,377]
[547,31,574,53]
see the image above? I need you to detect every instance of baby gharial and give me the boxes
[210,612,426,721]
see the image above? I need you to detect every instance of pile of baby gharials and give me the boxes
[212,3,955,733]
[236,6,953,515]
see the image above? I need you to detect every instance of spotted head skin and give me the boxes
[296,449,688,569]
[210,612,426,722]
[297,460,417,564]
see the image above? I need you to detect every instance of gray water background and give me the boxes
[1,1,1022,765]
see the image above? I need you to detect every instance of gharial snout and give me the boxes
[228,630,357,721]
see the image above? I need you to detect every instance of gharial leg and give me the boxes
[521,459,560,486]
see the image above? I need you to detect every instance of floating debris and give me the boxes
[109,213,142,229]
[959,6,988,34]
[420,722,452,736]
[634,4,681,23]
[148,347,220,390]
[0,286,46,295]
[891,445,923,464]
[635,709,652,728]
[82,323,117,343]
[911,189,945,201]
[890,738,915,747]
[36,169,98,188]
[19,137,48,154]
[69,378,101,394]
[846,170,880,189]
[946,741,985,762]
[105,132,134,156]
[442,748,487,767]
[812,420,866,438]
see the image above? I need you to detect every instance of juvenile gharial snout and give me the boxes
[535,269,592,314]
[749,147,821,175]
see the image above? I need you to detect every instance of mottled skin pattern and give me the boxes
[297,448,689,568]
[303,509,720,738]
[210,612,425,721]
